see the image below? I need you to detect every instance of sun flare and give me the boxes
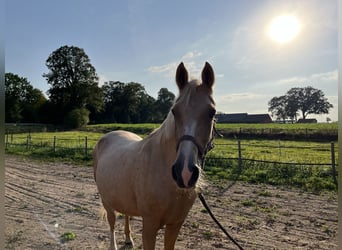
[267,15,301,44]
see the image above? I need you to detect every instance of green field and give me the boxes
[5,123,338,192]
[6,122,337,139]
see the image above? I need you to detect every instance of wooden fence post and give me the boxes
[26,134,30,150]
[330,142,338,188]
[85,136,88,158]
[5,132,8,149]
[238,140,242,169]
[53,136,56,153]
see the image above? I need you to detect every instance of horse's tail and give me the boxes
[92,142,98,182]
[98,206,107,222]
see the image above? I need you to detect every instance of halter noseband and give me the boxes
[176,135,205,158]
[175,120,221,166]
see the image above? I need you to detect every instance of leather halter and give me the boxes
[175,120,221,166]
[176,135,205,158]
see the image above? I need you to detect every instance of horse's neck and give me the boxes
[150,112,177,164]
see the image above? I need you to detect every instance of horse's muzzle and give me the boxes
[171,156,200,189]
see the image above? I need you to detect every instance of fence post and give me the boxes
[53,136,56,153]
[238,140,242,169]
[26,135,30,150]
[5,132,8,149]
[330,142,338,188]
[85,136,88,158]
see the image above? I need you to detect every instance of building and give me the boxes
[216,113,273,123]
[297,118,317,123]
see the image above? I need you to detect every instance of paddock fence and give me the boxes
[4,133,338,190]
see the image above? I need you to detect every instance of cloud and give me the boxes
[217,92,270,103]
[275,70,338,90]
[181,51,203,60]
[147,51,204,78]
[215,92,271,115]
[98,74,109,87]
[147,62,178,74]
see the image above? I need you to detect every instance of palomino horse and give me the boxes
[93,62,216,250]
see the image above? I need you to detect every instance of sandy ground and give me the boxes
[5,155,337,249]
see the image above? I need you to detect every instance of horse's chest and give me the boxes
[164,192,197,223]
[138,187,196,220]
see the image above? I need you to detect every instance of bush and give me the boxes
[64,108,90,128]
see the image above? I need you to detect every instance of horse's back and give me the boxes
[93,130,142,181]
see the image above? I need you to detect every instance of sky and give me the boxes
[5,0,338,122]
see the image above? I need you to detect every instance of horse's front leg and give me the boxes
[164,221,184,250]
[142,217,160,250]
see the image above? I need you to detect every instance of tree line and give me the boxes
[5,45,333,128]
[5,45,175,128]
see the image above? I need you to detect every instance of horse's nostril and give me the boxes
[172,162,199,189]
[172,163,185,188]
[172,165,178,182]
[188,165,199,187]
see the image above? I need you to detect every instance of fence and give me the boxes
[207,140,338,189]
[5,133,338,189]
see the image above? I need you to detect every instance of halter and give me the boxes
[175,119,221,167]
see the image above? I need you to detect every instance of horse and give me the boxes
[93,62,216,250]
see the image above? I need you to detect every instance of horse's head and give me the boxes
[171,62,216,189]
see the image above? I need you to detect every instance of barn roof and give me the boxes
[216,113,272,123]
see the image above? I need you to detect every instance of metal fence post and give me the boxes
[330,142,338,187]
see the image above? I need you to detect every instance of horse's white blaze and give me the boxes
[180,120,198,187]
[182,120,197,153]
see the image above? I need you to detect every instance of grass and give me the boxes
[5,123,338,192]
[208,138,338,165]
[5,131,103,164]
[6,122,337,140]
[60,232,76,242]
[215,122,337,139]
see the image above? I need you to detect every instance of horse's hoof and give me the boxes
[124,241,134,248]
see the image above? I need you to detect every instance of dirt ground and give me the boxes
[5,155,337,250]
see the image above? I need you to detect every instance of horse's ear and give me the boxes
[176,62,188,90]
[201,62,215,89]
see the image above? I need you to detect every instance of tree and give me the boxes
[268,86,333,121]
[43,45,103,124]
[268,96,288,122]
[64,108,90,128]
[5,73,47,123]
[286,86,333,119]
[154,88,175,122]
[100,81,156,123]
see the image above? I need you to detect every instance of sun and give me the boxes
[267,15,301,44]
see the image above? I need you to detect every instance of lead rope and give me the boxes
[198,121,245,250]
[198,193,244,250]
